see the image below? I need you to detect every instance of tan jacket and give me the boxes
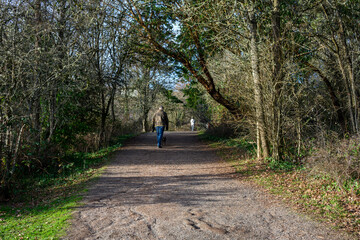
[152,110,169,130]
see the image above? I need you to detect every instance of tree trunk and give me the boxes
[33,0,42,150]
[321,3,357,134]
[249,11,269,159]
[47,91,56,143]
[336,7,358,133]
[100,86,116,146]
[142,116,148,132]
[337,55,356,133]
[48,0,67,143]
[100,89,106,147]
[271,0,283,160]
[256,121,261,159]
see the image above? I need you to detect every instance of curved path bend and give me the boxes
[65,131,352,240]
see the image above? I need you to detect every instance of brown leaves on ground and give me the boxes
[214,143,360,238]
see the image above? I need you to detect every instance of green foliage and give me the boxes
[182,82,206,109]
[0,196,81,240]
[58,134,134,176]
[266,158,299,171]
[224,138,256,154]
[11,134,134,201]
[199,131,256,156]
[180,81,212,126]
[343,179,360,195]
[198,130,228,142]
[162,89,183,104]
[0,134,134,239]
[51,90,98,149]
[109,134,134,146]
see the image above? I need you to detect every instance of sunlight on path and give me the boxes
[64,132,352,240]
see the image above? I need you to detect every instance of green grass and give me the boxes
[0,196,81,240]
[0,134,135,240]
[0,166,105,239]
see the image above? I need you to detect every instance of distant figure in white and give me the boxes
[190,118,195,131]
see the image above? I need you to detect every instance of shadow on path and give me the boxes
[64,131,353,240]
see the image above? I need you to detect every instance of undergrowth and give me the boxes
[199,131,360,238]
[0,134,134,240]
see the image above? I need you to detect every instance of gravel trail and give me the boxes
[64,131,352,240]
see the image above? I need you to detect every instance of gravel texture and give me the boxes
[64,131,353,240]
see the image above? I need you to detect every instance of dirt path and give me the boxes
[65,132,352,240]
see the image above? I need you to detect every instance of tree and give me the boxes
[247,2,269,159]
[119,0,243,117]
[300,0,360,134]
[131,62,165,132]
[0,0,137,198]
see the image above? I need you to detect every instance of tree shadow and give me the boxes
[70,131,238,209]
[74,172,236,209]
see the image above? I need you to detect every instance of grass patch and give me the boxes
[0,195,81,240]
[0,134,134,240]
[200,131,360,238]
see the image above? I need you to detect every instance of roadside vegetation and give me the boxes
[200,131,360,238]
[0,134,133,240]
[1,0,359,238]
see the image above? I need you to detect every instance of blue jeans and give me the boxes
[155,126,165,147]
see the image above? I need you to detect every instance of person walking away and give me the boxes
[152,106,169,148]
[190,118,195,131]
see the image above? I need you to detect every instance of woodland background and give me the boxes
[1,0,359,206]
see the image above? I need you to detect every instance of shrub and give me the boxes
[306,135,360,186]
[205,123,237,139]
[266,157,298,171]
